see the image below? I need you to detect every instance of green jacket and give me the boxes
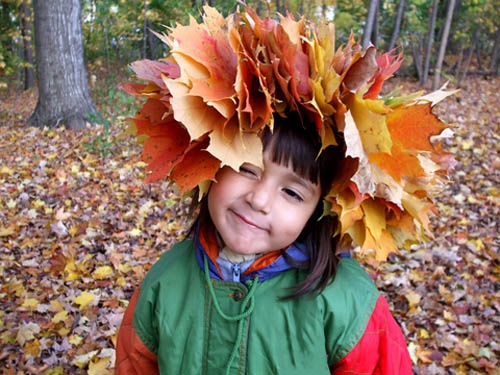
[132,239,380,374]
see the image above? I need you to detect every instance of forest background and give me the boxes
[0,0,499,374]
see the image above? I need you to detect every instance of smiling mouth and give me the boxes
[231,210,266,231]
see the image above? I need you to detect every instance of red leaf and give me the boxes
[364,51,403,100]
[130,59,180,88]
[171,139,221,193]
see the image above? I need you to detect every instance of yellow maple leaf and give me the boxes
[401,192,434,234]
[0,165,14,175]
[206,123,264,173]
[21,298,39,310]
[52,310,69,324]
[129,228,142,237]
[404,290,421,308]
[50,300,64,313]
[64,259,79,282]
[88,357,112,375]
[362,199,386,243]
[118,263,131,274]
[32,198,45,208]
[0,224,16,237]
[69,334,83,346]
[94,266,114,280]
[345,91,392,154]
[73,292,95,309]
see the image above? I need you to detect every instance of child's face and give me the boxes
[208,150,321,256]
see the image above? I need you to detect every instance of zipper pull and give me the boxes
[231,263,241,282]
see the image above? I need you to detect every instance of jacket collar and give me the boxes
[194,226,309,283]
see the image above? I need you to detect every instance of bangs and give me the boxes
[261,116,322,186]
[261,114,345,196]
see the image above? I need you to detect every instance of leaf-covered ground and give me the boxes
[0,77,498,374]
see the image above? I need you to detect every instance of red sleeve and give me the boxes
[115,289,159,375]
[331,295,413,374]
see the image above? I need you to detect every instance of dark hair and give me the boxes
[188,112,346,298]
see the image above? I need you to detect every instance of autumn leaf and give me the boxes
[343,46,378,93]
[129,59,180,88]
[94,266,114,280]
[386,103,448,151]
[364,51,403,100]
[170,140,220,193]
[369,143,426,183]
[344,91,392,154]
[73,291,95,309]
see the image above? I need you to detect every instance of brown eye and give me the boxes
[283,188,303,202]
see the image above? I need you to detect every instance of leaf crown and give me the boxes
[121,5,456,260]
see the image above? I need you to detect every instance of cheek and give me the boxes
[278,206,316,237]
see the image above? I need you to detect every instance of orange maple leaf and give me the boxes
[387,103,448,151]
[369,143,426,183]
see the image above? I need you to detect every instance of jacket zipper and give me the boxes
[231,263,241,282]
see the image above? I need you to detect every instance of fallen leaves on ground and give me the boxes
[0,76,498,374]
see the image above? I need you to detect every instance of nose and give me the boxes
[246,180,273,214]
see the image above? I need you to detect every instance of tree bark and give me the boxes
[362,0,379,48]
[432,0,456,90]
[20,0,34,90]
[388,0,406,51]
[27,0,97,130]
[422,0,439,85]
[142,0,148,59]
[411,34,424,81]
[490,26,500,75]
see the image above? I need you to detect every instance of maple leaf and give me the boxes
[167,13,237,102]
[127,115,190,183]
[364,51,403,100]
[204,119,264,172]
[170,138,221,193]
[343,46,378,93]
[344,91,392,154]
[73,292,95,309]
[16,322,40,346]
[129,59,180,88]
[369,143,426,183]
[343,111,375,195]
[386,103,448,152]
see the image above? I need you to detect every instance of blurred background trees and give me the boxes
[0,0,498,126]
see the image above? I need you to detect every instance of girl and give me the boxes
[115,115,413,374]
[115,5,453,374]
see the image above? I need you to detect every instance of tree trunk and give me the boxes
[20,0,34,90]
[388,0,406,51]
[275,0,284,15]
[454,44,464,82]
[410,34,424,81]
[432,0,456,90]
[459,37,476,85]
[422,0,439,85]
[27,0,97,130]
[362,0,379,48]
[142,0,148,59]
[489,25,500,75]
